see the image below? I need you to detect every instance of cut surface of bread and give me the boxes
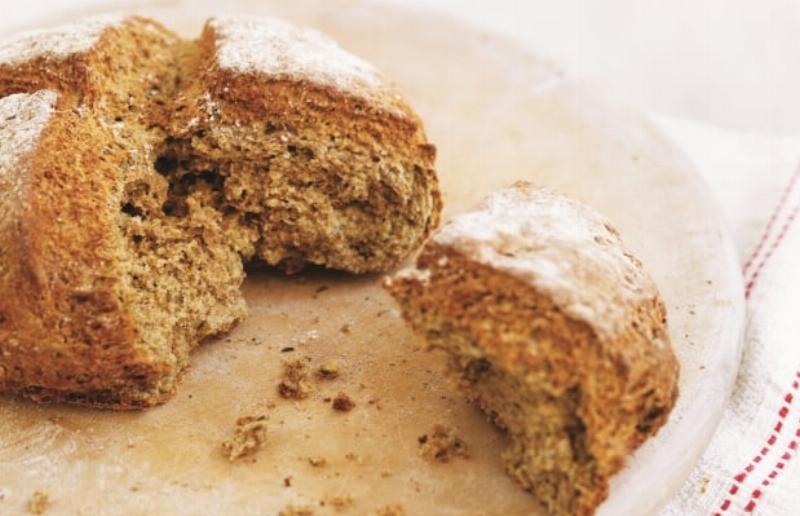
[0,15,440,408]
[384,182,678,516]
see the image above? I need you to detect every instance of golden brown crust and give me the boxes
[0,16,179,105]
[384,185,678,515]
[0,15,440,409]
[1,109,159,398]
[0,17,180,408]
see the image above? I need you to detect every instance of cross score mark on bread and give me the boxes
[0,15,441,408]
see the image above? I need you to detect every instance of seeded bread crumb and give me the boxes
[332,392,355,412]
[417,425,469,463]
[278,360,312,400]
[221,415,267,460]
[316,360,340,380]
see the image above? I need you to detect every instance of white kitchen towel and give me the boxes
[655,117,800,515]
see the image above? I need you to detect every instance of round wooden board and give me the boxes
[0,2,745,515]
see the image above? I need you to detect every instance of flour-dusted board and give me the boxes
[0,2,744,515]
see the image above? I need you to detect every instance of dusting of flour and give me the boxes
[208,16,386,99]
[430,182,657,337]
[0,14,123,65]
[0,91,58,183]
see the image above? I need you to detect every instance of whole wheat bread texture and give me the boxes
[384,182,678,516]
[0,15,441,409]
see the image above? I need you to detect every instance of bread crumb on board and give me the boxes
[221,415,268,461]
[332,392,356,412]
[374,504,406,516]
[418,425,470,462]
[321,495,354,512]
[279,504,315,516]
[27,491,50,514]
[278,359,312,399]
[316,360,340,380]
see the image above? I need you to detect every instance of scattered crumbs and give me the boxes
[279,504,315,516]
[689,309,696,315]
[317,360,340,380]
[375,309,388,318]
[321,495,354,512]
[221,415,268,461]
[283,476,292,487]
[27,491,50,515]
[699,476,710,495]
[418,425,470,463]
[332,392,356,412]
[340,323,351,334]
[129,483,141,492]
[278,359,312,399]
[375,504,406,516]
[281,346,296,353]
[323,397,332,403]
[267,402,277,410]
[706,280,713,285]
[249,336,263,346]
[699,365,706,370]
[315,285,329,294]
[308,456,327,467]
[380,471,392,478]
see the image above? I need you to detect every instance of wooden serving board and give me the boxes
[0,2,745,515]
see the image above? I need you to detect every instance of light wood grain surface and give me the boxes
[0,2,744,515]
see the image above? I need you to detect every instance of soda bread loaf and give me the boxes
[0,15,441,408]
[384,182,678,516]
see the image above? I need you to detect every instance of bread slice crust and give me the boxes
[384,184,678,515]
